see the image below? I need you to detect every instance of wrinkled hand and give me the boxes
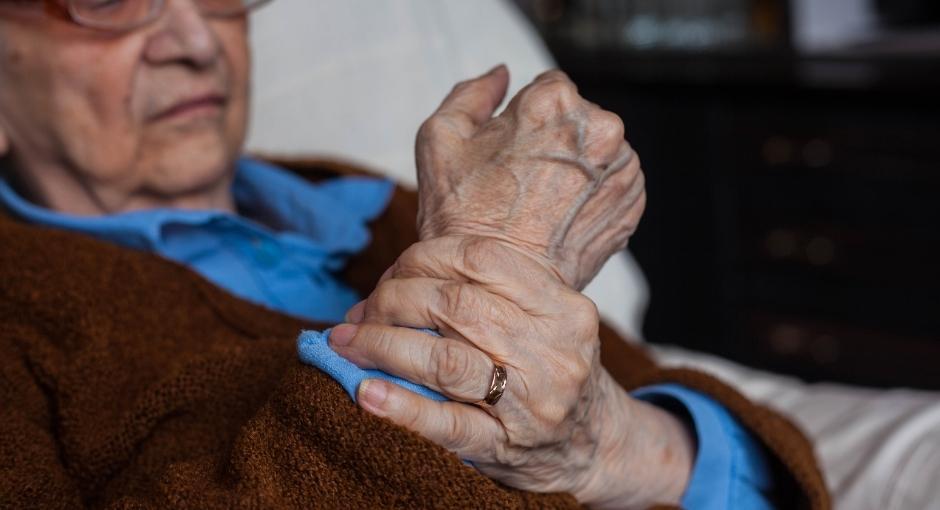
[415,66,646,290]
[330,237,693,509]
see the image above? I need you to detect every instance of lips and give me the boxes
[149,93,228,122]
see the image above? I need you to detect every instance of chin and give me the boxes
[151,148,238,196]
[146,134,241,197]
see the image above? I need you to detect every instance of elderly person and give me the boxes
[0,1,828,509]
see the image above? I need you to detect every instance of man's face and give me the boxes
[0,0,250,211]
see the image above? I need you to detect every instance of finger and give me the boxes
[533,68,572,83]
[357,277,522,355]
[581,108,628,167]
[357,378,505,460]
[330,323,499,403]
[566,145,645,250]
[435,64,510,130]
[502,68,578,119]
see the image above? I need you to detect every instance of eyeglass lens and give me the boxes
[69,0,269,31]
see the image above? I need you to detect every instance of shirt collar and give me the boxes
[0,157,395,255]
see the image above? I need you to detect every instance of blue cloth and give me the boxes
[634,384,775,510]
[0,158,395,323]
[298,328,447,402]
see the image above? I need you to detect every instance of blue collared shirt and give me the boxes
[0,158,775,508]
[0,158,395,323]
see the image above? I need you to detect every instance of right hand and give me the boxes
[336,236,694,509]
[414,65,646,290]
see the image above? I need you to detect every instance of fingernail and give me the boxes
[359,379,388,415]
[345,301,365,324]
[329,324,358,347]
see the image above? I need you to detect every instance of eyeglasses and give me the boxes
[53,0,273,32]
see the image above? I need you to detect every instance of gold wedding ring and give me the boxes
[479,363,508,407]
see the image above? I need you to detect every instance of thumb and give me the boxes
[435,64,510,130]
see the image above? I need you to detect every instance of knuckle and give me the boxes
[431,341,479,393]
[608,166,635,197]
[536,79,577,103]
[609,157,644,202]
[442,411,481,452]
[570,294,600,334]
[458,236,505,276]
[439,281,470,320]
[519,77,579,116]
[535,69,572,84]
[368,280,400,317]
[550,352,593,398]
[634,166,647,193]
[595,110,626,140]
[628,168,647,204]
[418,116,448,141]
[538,402,570,428]
[569,354,595,387]
[563,297,600,363]
[393,243,424,277]
[394,240,443,279]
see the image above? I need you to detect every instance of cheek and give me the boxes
[0,28,138,175]
[51,45,141,171]
[0,31,60,149]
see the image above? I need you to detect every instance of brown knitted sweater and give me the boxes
[0,160,830,509]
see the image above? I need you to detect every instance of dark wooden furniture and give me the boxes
[553,48,940,388]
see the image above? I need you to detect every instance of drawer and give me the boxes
[738,310,940,388]
[736,222,940,290]
[723,271,940,337]
[712,102,940,182]
[733,171,940,230]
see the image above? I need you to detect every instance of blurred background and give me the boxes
[512,0,940,389]
[248,0,940,391]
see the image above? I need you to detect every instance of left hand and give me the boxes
[329,236,694,509]
[414,66,646,291]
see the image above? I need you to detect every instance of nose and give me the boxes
[143,0,221,68]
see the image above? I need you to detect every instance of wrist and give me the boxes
[422,229,577,287]
[575,373,695,509]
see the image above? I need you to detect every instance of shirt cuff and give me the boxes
[632,384,776,510]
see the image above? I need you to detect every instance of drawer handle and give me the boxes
[765,228,798,258]
[768,324,840,363]
[803,139,833,168]
[762,136,794,166]
[805,236,836,266]
[764,230,836,266]
[769,323,804,355]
